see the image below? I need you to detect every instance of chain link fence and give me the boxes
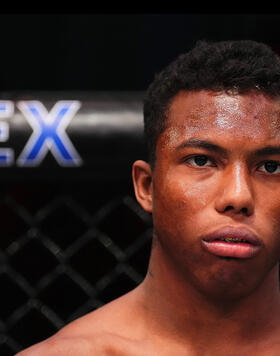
[0,91,152,355]
[0,177,152,355]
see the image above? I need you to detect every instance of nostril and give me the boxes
[224,206,249,215]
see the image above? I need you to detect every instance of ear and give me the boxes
[132,160,153,213]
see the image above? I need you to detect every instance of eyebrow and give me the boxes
[176,139,280,157]
[176,139,227,155]
[254,146,280,156]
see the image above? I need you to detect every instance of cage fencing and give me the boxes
[0,92,151,355]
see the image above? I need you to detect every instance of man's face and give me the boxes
[151,90,280,300]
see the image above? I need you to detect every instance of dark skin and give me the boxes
[18,90,280,355]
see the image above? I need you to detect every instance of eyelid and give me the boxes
[183,155,280,174]
[257,160,280,174]
[183,154,216,166]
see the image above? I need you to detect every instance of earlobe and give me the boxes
[132,160,153,213]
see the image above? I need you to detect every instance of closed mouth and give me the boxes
[212,237,250,243]
[201,227,262,258]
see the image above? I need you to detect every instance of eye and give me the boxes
[185,155,214,167]
[258,161,280,174]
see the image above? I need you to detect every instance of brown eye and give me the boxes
[264,161,279,173]
[258,161,280,174]
[194,155,208,166]
[186,155,212,167]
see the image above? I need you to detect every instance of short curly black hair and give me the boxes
[144,40,280,167]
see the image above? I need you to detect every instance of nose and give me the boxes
[215,163,254,217]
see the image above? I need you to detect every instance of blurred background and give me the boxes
[1,14,280,355]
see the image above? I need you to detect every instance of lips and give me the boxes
[201,226,262,259]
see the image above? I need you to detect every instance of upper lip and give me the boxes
[201,226,262,246]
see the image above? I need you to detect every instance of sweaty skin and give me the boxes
[17,90,280,355]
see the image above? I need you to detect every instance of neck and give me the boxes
[137,241,280,352]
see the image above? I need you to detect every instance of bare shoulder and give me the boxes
[15,334,102,356]
[15,327,146,356]
[58,287,144,338]
[16,331,152,356]
[15,330,130,356]
[16,288,147,356]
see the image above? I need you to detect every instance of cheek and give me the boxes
[258,190,280,227]
[152,173,211,234]
[178,180,208,209]
[262,197,280,249]
[250,190,280,263]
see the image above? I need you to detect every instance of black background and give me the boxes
[0,14,280,91]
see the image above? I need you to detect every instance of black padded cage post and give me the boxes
[0,92,153,355]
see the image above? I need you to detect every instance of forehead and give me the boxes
[162,90,280,145]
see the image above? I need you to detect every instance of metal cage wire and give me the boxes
[0,92,152,355]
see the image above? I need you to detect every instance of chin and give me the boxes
[191,257,266,302]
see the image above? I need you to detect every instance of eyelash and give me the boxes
[184,155,280,175]
[258,161,280,174]
[185,155,215,168]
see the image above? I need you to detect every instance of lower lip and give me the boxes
[201,240,261,258]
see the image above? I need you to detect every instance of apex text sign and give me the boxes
[0,100,82,167]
